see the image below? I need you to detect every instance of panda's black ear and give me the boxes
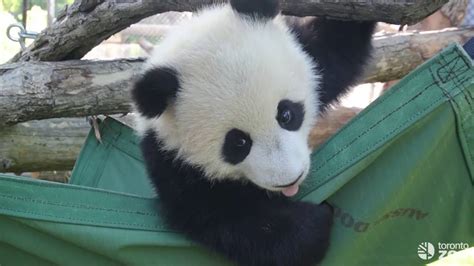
[230,0,279,19]
[132,67,179,118]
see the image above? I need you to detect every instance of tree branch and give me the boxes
[365,27,474,83]
[9,0,447,62]
[1,27,472,126]
[0,118,89,172]
[0,59,141,125]
[280,0,447,25]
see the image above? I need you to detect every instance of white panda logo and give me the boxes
[417,242,435,260]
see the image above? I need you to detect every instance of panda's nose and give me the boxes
[273,171,304,188]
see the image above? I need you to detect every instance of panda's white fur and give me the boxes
[135,4,319,191]
[132,1,375,265]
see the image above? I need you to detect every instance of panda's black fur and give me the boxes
[133,0,376,265]
[141,131,333,266]
[289,18,376,109]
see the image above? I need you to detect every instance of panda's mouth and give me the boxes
[270,171,305,197]
[273,172,304,188]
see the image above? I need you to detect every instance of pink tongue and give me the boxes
[281,184,299,197]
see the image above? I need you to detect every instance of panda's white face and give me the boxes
[135,5,319,196]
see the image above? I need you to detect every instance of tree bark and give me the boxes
[409,0,468,31]
[309,107,361,150]
[2,27,472,126]
[9,0,447,62]
[365,27,474,83]
[0,58,142,125]
[0,118,89,172]
[280,0,447,25]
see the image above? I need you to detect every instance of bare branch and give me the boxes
[2,27,472,126]
[280,0,447,25]
[0,118,89,172]
[0,59,141,125]
[309,107,361,150]
[9,0,447,62]
[366,27,474,83]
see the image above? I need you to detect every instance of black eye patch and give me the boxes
[222,129,253,165]
[276,100,304,131]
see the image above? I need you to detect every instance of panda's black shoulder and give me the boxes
[286,17,376,108]
[140,131,269,225]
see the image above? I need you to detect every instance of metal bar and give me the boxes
[22,0,28,27]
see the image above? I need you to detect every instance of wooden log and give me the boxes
[0,118,89,172]
[365,27,474,83]
[2,27,472,126]
[9,0,447,62]
[280,0,447,25]
[0,58,142,125]
[309,107,361,149]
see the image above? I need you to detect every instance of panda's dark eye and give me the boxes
[278,109,293,125]
[276,100,304,131]
[222,129,252,165]
[235,137,247,147]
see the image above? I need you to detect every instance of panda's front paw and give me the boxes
[254,201,333,266]
[198,200,333,266]
[288,201,333,265]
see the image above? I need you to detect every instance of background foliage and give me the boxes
[2,0,74,20]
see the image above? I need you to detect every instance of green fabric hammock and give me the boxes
[0,44,473,265]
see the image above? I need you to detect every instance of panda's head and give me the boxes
[132,0,319,197]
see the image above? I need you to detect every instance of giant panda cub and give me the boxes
[132,0,375,265]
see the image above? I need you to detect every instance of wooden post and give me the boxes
[47,0,56,26]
